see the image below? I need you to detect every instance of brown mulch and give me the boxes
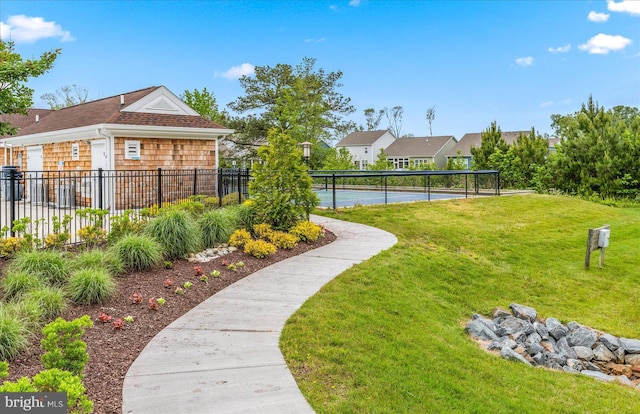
[4,231,335,414]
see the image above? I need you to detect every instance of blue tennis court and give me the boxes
[314,189,466,208]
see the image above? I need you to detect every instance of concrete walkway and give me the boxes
[122,215,397,414]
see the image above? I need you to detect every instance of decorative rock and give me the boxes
[567,321,582,332]
[511,331,527,344]
[593,344,616,362]
[572,346,595,361]
[500,347,531,365]
[472,314,496,331]
[563,365,579,373]
[584,362,602,372]
[488,336,517,351]
[495,317,530,337]
[540,340,557,353]
[557,337,578,360]
[514,344,526,355]
[546,317,568,340]
[620,338,640,354]
[534,322,550,340]
[526,332,542,344]
[625,354,640,366]
[492,307,511,319]
[566,358,584,371]
[613,347,626,364]
[607,363,632,377]
[546,353,566,366]
[509,303,537,322]
[616,375,633,386]
[466,319,499,341]
[581,370,615,382]
[531,352,545,366]
[526,342,544,356]
[568,327,597,349]
[600,333,621,351]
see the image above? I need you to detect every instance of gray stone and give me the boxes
[566,358,584,371]
[548,362,563,370]
[557,337,578,360]
[466,319,499,341]
[572,346,595,361]
[568,327,597,348]
[540,339,558,353]
[563,365,580,374]
[509,303,537,322]
[472,314,496,331]
[546,317,568,340]
[600,333,621,351]
[613,347,626,364]
[511,331,527,344]
[546,353,567,366]
[526,342,544,356]
[492,307,511,319]
[584,362,602,372]
[534,322,549,340]
[531,352,545,366]
[567,321,582,332]
[593,344,616,362]
[500,347,531,365]
[581,370,616,382]
[488,336,517,351]
[625,354,640,366]
[514,344,526,355]
[526,332,542,344]
[616,375,633,386]
[620,338,640,354]
[495,317,529,337]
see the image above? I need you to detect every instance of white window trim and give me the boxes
[71,143,80,161]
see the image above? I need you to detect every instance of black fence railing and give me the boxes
[0,168,251,241]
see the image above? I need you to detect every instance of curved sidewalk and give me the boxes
[122,215,398,414]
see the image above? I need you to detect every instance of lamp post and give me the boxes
[300,141,312,166]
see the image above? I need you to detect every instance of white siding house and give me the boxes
[335,130,396,169]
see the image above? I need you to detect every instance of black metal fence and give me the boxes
[0,168,251,240]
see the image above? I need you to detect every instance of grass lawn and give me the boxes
[280,194,640,414]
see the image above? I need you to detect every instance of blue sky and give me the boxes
[1,0,639,140]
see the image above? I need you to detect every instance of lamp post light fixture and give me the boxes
[300,141,312,165]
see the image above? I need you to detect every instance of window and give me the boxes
[125,140,140,160]
[361,160,368,169]
[364,147,368,154]
[71,143,79,161]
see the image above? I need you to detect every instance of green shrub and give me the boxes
[108,209,146,243]
[226,202,256,231]
[109,234,163,272]
[32,369,93,413]
[243,239,277,259]
[0,376,36,392]
[72,249,124,277]
[0,360,8,379]
[0,237,25,258]
[145,209,202,259]
[0,307,30,360]
[198,209,236,247]
[7,250,71,286]
[229,229,252,248]
[222,191,244,207]
[269,231,299,250]
[66,268,115,304]
[253,223,274,239]
[290,221,324,243]
[22,287,67,320]
[1,271,43,299]
[41,316,92,376]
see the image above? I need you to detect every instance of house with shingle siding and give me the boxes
[384,135,456,170]
[335,130,396,170]
[0,86,232,208]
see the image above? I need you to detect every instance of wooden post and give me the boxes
[585,225,610,268]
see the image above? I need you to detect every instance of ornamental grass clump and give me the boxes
[198,209,236,247]
[72,249,124,277]
[22,287,67,320]
[0,270,44,299]
[109,234,163,272]
[145,209,202,259]
[66,268,115,305]
[3,300,43,332]
[0,307,30,360]
[7,250,71,286]
[229,202,256,231]
[243,239,277,259]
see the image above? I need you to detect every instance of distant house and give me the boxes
[384,135,457,170]
[0,85,233,208]
[335,130,396,169]
[446,131,529,168]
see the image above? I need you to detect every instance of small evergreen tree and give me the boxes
[471,121,509,170]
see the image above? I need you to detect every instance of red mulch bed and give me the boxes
[3,231,335,414]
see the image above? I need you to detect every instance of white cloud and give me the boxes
[0,15,73,43]
[588,11,610,22]
[607,0,640,16]
[579,33,632,54]
[539,98,572,108]
[304,37,325,43]
[515,56,534,66]
[540,101,554,108]
[349,0,361,6]
[329,5,338,11]
[548,44,571,53]
[217,63,255,79]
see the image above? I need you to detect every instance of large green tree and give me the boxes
[470,121,509,170]
[41,84,88,109]
[228,57,355,166]
[0,40,59,135]
[180,87,228,125]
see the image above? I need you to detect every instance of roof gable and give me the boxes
[336,130,393,146]
[121,86,199,116]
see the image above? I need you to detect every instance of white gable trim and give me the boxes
[121,86,199,116]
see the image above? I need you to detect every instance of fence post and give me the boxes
[237,169,242,204]
[465,173,468,198]
[497,171,501,196]
[384,175,388,204]
[97,168,103,210]
[9,169,16,236]
[157,168,163,208]
[217,169,223,207]
[193,168,198,197]
[428,175,431,201]
[332,173,336,210]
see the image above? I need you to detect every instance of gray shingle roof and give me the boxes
[448,131,529,157]
[384,136,455,157]
[336,130,390,146]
